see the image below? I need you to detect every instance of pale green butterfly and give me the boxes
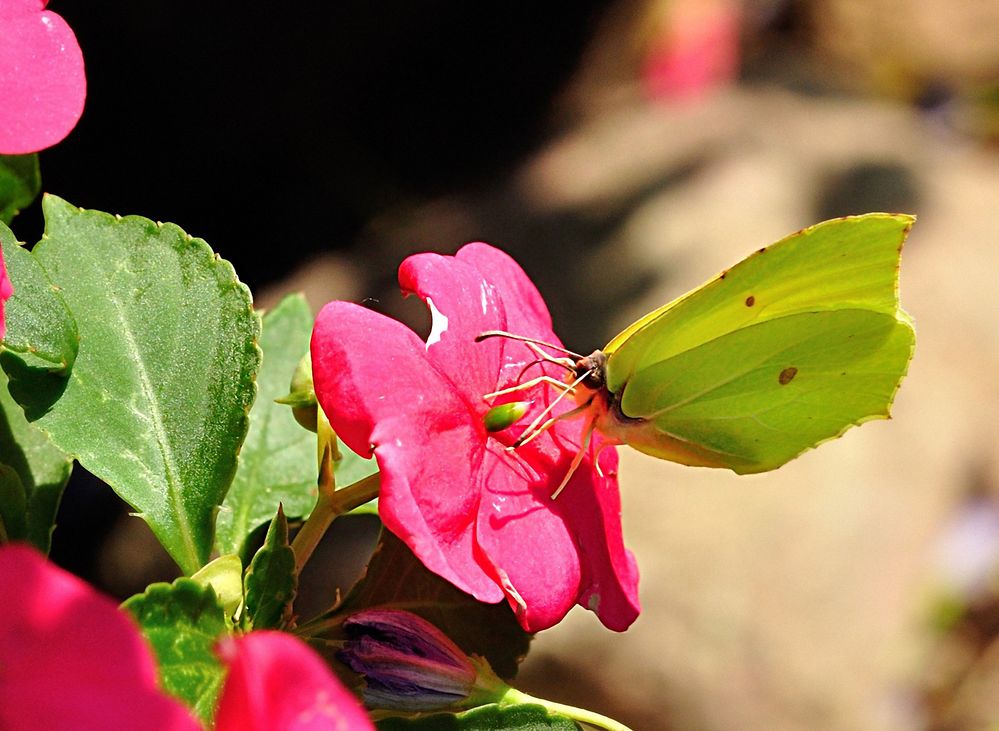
[481,213,916,498]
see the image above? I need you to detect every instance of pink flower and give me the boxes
[642,0,741,101]
[0,0,87,154]
[0,544,376,730]
[0,246,11,340]
[215,632,374,731]
[0,543,198,731]
[311,243,640,632]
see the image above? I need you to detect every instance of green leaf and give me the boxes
[191,554,243,622]
[0,366,71,553]
[4,196,261,573]
[0,154,40,224]
[243,505,296,630]
[376,703,581,730]
[307,530,531,681]
[0,463,26,542]
[215,293,378,555]
[215,294,315,556]
[122,577,228,725]
[0,221,78,373]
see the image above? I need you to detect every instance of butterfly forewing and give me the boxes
[603,213,914,395]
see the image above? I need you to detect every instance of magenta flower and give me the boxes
[311,243,640,632]
[642,0,741,101]
[0,0,87,154]
[215,631,374,731]
[0,544,377,730]
[0,543,198,731]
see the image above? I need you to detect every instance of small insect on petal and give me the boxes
[484,401,532,432]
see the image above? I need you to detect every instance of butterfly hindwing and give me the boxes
[615,308,914,472]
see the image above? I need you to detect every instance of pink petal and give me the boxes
[398,251,505,401]
[312,301,504,604]
[214,631,373,731]
[399,243,559,397]
[472,447,582,629]
[553,446,641,631]
[474,414,639,632]
[0,544,199,731]
[0,0,87,154]
[454,243,554,342]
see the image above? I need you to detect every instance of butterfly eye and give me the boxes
[483,401,531,433]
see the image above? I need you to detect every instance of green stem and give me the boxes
[330,472,381,513]
[501,688,633,731]
[290,466,380,575]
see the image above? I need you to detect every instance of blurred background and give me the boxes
[24,1,999,728]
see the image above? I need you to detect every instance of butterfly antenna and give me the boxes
[476,330,583,360]
[550,412,597,500]
[483,375,576,402]
[515,358,547,383]
[523,341,576,371]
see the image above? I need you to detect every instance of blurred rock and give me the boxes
[810,0,999,97]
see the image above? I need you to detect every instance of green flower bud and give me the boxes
[275,354,318,432]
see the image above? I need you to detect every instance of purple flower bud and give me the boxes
[338,609,507,712]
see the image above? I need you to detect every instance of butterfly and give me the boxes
[480,213,916,498]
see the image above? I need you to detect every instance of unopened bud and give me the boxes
[275,354,318,432]
[338,609,507,712]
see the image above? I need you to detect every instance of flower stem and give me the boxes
[290,471,381,574]
[500,688,633,731]
[290,430,380,574]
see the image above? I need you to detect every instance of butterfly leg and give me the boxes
[522,341,576,371]
[512,402,591,450]
[550,412,596,500]
[482,376,575,402]
[591,441,616,478]
[511,369,593,447]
